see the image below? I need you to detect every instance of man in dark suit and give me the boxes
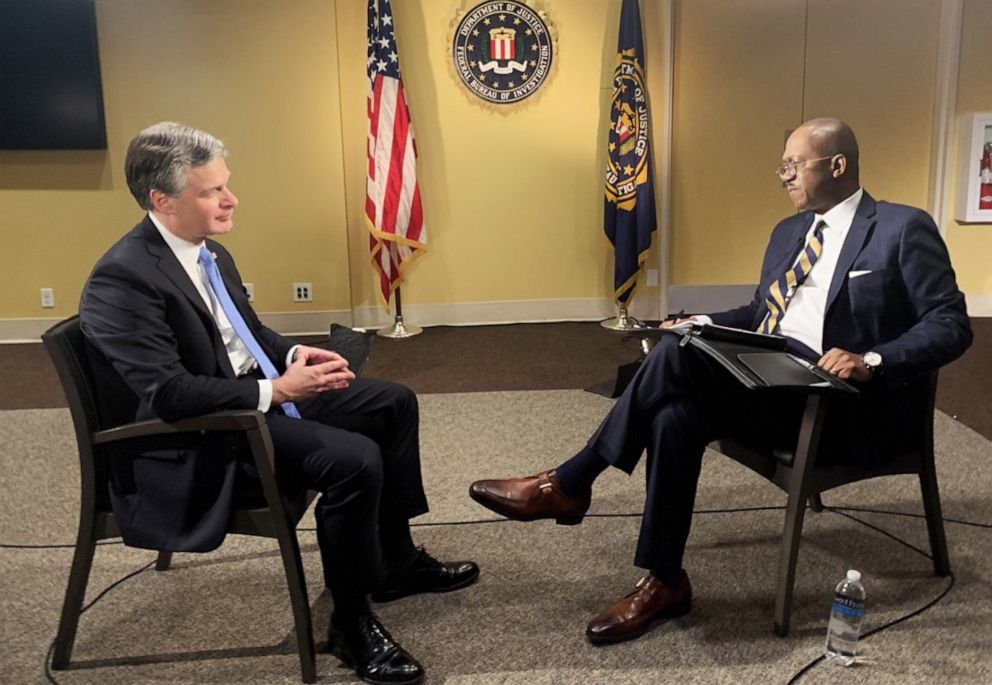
[470,118,973,644]
[80,122,478,685]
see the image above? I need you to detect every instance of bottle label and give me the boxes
[832,593,864,619]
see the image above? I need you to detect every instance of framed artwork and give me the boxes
[955,112,992,223]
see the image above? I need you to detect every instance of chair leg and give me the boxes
[774,491,809,637]
[809,493,825,512]
[772,394,825,637]
[274,526,316,683]
[52,534,98,669]
[155,551,173,571]
[919,469,951,576]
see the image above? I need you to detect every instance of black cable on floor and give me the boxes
[785,505,959,683]
[830,505,992,530]
[7,506,988,549]
[28,504,976,683]
[43,559,155,685]
[0,540,122,550]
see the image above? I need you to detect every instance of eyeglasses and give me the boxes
[775,156,834,179]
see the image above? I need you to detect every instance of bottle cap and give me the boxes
[847,569,861,582]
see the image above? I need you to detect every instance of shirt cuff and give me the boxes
[257,379,273,412]
[691,314,713,325]
[286,344,300,368]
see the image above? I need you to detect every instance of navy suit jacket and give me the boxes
[708,192,972,460]
[709,191,971,386]
[79,217,297,551]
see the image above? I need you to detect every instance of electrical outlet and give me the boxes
[292,282,313,302]
[646,269,658,287]
[40,287,55,308]
[243,282,254,302]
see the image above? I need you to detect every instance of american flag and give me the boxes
[366,0,426,308]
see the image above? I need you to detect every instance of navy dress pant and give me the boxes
[583,336,807,575]
[249,378,428,592]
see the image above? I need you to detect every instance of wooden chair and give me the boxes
[43,315,319,682]
[713,372,950,636]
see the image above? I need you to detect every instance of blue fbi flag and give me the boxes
[604,0,656,305]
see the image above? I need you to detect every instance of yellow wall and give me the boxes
[336,0,661,310]
[671,0,941,285]
[944,0,992,296]
[1,0,988,326]
[0,0,350,318]
[671,0,806,285]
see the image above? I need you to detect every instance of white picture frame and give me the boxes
[954,112,992,223]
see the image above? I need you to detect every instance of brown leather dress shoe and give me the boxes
[586,573,692,644]
[468,470,591,525]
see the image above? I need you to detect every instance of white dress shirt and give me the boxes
[148,212,275,411]
[689,188,864,356]
[777,187,863,354]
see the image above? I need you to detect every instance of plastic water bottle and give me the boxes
[824,569,866,665]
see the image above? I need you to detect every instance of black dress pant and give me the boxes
[583,335,808,575]
[260,378,429,592]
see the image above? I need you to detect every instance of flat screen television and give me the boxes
[0,0,108,150]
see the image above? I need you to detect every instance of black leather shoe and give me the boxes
[328,613,424,685]
[371,547,480,602]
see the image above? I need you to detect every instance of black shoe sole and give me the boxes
[371,567,481,603]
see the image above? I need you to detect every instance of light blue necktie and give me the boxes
[198,246,301,418]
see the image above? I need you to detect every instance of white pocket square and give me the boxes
[848,270,872,278]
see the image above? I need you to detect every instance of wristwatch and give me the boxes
[862,351,883,375]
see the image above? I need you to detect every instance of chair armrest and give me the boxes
[92,410,266,445]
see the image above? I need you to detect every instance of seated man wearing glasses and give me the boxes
[469,117,972,644]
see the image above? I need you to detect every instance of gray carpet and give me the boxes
[2,391,990,684]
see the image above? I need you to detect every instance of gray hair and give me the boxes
[124,122,227,210]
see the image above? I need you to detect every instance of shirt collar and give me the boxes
[814,187,863,234]
[148,212,204,271]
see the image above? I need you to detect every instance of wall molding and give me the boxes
[927,0,964,235]
[665,285,992,320]
[966,294,992,317]
[0,296,665,343]
[666,284,756,315]
[352,296,661,330]
[7,290,984,343]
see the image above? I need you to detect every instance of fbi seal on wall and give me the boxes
[451,1,554,105]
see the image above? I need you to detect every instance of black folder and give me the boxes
[628,324,857,395]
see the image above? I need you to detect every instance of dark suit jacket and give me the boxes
[709,191,972,460]
[80,217,296,552]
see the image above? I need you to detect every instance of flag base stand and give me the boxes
[376,288,422,338]
[376,316,422,339]
[600,306,644,331]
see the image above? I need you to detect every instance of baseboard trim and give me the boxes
[352,296,662,329]
[6,292,982,342]
[0,317,64,343]
[966,294,992,317]
[667,285,992,320]
[257,310,356,337]
[666,285,756,314]
[0,297,664,343]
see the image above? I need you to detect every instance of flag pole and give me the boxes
[600,303,643,331]
[376,287,423,339]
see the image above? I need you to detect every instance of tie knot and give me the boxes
[198,246,214,266]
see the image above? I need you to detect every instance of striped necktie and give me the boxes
[198,247,301,418]
[758,219,826,335]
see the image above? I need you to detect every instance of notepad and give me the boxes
[736,352,833,387]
